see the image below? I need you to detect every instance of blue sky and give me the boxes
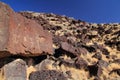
[1,0,120,23]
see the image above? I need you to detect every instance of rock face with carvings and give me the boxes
[0,2,53,57]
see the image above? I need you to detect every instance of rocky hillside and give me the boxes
[0,2,120,80]
[19,11,120,80]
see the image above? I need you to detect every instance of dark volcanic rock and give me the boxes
[0,2,120,80]
[60,42,79,56]
[29,70,67,80]
[59,59,75,68]
[92,52,102,60]
[109,69,120,76]
[54,42,79,58]
[78,47,88,55]
[35,58,54,70]
[112,59,120,64]
[97,60,109,68]
[117,43,120,51]
[0,2,53,57]
[101,48,109,55]
[75,57,88,69]
[88,64,102,77]
[82,45,96,53]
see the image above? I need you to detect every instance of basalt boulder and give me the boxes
[29,70,67,80]
[0,2,53,57]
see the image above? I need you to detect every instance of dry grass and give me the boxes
[80,53,98,65]
[59,65,89,80]
[27,66,36,80]
[0,69,4,80]
[108,63,120,71]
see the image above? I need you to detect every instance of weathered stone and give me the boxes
[35,58,54,70]
[2,59,26,80]
[60,42,79,57]
[113,59,120,64]
[75,57,88,69]
[53,35,67,44]
[54,42,80,58]
[59,59,75,68]
[105,28,112,34]
[94,76,101,80]
[51,26,62,31]
[78,47,88,55]
[0,2,53,57]
[101,48,109,55]
[92,52,102,60]
[29,70,67,80]
[97,45,109,55]
[97,60,109,68]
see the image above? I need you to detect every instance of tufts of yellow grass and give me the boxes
[27,66,36,80]
[59,64,89,80]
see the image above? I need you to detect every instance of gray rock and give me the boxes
[2,59,26,80]
[29,70,67,80]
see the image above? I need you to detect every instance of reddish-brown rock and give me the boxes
[75,57,88,69]
[0,2,53,57]
[60,42,79,56]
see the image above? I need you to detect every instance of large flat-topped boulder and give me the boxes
[0,2,53,57]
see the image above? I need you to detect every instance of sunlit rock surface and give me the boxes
[0,2,53,57]
[20,11,120,80]
[0,1,119,80]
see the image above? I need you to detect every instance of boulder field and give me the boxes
[0,2,120,80]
